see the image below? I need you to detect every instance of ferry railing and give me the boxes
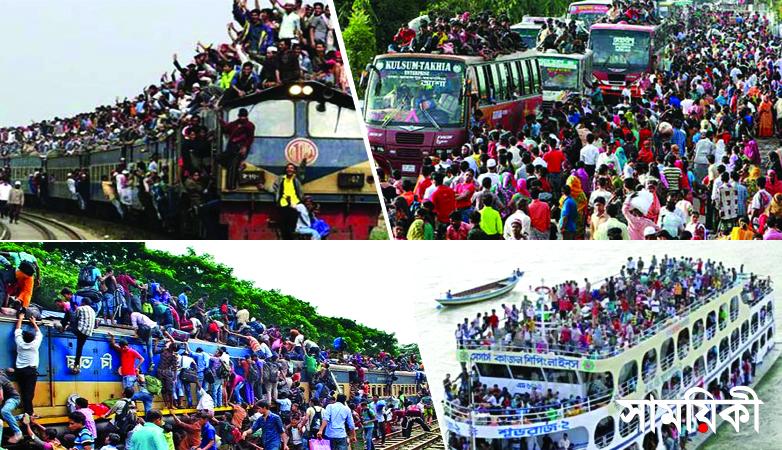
[443,390,614,425]
[692,333,704,349]
[707,357,717,371]
[457,277,758,361]
[751,321,759,334]
[617,376,638,396]
[642,366,656,384]
[595,432,615,449]
[678,343,690,360]
[719,345,729,362]
[682,370,693,387]
[660,352,675,371]
[730,338,739,353]
[741,328,750,342]
[706,325,716,340]
[719,313,728,330]
[730,309,739,321]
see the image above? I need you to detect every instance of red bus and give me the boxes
[361,51,543,176]
[589,23,664,99]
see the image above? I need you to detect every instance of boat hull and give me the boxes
[436,275,521,306]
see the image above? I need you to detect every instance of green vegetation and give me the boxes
[0,243,413,358]
[335,0,573,88]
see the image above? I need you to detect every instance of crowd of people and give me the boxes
[0,253,432,450]
[383,3,782,241]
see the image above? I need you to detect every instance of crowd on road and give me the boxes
[0,252,433,450]
[385,3,782,241]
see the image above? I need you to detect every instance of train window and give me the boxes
[227,100,294,137]
[475,363,510,378]
[308,103,363,139]
[508,365,544,381]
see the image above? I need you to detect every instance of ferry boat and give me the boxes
[442,267,777,450]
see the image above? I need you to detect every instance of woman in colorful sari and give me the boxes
[757,95,774,138]
[406,209,434,240]
[614,144,628,173]
[743,139,761,166]
[729,219,755,240]
[744,166,762,199]
[560,175,588,238]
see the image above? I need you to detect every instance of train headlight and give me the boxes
[289,85,303,96]
[372,146,385,153]
[302,85,314,96]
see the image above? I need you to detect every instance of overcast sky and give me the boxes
[146,242,418,344]
[0,0,259,127]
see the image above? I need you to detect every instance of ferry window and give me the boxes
[308,103,363,138]
[595,416,615,448]
[475,66,490,101]
[510,61,524,96]
[228,100,294,137]
[508,365,544,381]
[475,363,510,378]
[543,368,577,384]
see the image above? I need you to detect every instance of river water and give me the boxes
[396,242,782,448]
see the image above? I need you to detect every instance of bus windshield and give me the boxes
[365,57,466,129]
[540,57,580,91]
[590,29,651,72]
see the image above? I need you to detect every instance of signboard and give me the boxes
[375,59,463,88]
[445,415,571,439]
[539,58,579,70]
[569,5,610,14]
[613,36,636,52]
[457,349,597,371]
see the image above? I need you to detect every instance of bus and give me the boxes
[217,81,380,240]
[538,50,594,108]
[510,22,542,50]
[362,52,542,176]
[589,23,663,99]
[567,0,612,28]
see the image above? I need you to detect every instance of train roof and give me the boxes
[222,80,355,111]
[590,23,659,32]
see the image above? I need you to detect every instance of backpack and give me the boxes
[145,375,162,395]
[180,367,199,384]
[309,407,323,433]
[114,399,136,437]
[305,355,317,376]
[142,302,153,315]
[247,362,261,383]
[262,360,278,384]
[219,360,231,379]
[18,261,36,277]
[78,266,97,288]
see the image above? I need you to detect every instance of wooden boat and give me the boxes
[436,271,523,306]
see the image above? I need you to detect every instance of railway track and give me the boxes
[376,424,442,450]
[1,213,85,240]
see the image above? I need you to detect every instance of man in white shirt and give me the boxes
[0,180,12,219]
[579,134,599,177]
[294,197,320,240]
[275,1,301,40]
[477,159,501,189]
[503,200,531,240]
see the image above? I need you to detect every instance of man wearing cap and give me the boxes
[7,181,24,224]
[477,159,500,189]
[219,108,256,191]
[108,332,145,390]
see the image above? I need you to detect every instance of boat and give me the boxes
[443,263,777,450]
[436,270,523,306]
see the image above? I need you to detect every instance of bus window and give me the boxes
[507,62,520,97]
[530,60,542,94]
[308,103,364,138]
[488,64,502,101]
[483,65,496,102]
[519,61,530,96]
[467,67,479,97]
[475,66,490,101]
[496,63,511,101]
[228,100,295,137]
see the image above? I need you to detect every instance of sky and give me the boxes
[0,0,259,127]
[146,241,418,344]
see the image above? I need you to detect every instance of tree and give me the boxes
[342,0,377,90]
[0,243,407,356]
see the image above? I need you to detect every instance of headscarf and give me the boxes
[767,193,782,218]
[615,146,628,172]
[743,139,761,166]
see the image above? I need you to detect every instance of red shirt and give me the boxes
[488,314,499,328]
[528,200,551,232]
[414,177,432,202]
[543,149,565,174]
[431,185,456,223]
[446,222,472,240]
[119,347,143,376]
[454,182,476,209]
[394,28,416,46]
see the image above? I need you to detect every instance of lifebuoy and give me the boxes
[534,286,552,296]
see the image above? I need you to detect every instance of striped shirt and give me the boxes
[76,305,96,336]
[247,336,261,353]
[661,166,682,192]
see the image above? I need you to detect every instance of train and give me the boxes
[6,81,381,240]
[0,312,421,429]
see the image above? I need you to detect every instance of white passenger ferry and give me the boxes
[443,267,777,450]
